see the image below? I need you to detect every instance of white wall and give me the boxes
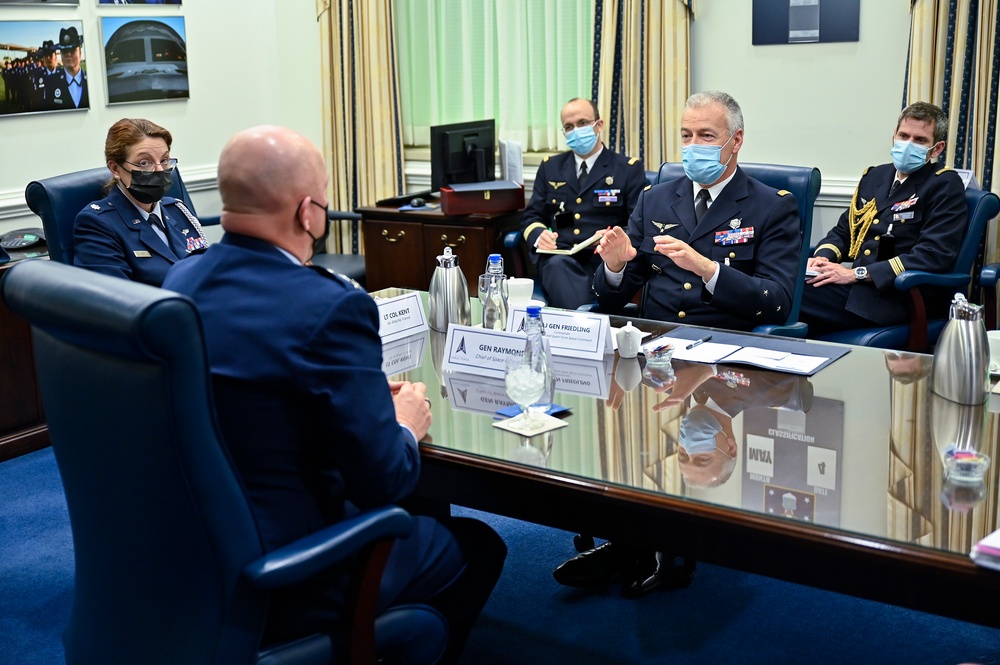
[689,0,912,240]
[0,0,323,234]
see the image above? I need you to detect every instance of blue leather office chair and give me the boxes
[0,260,446,665]
[617,161,820,335]
[813,187,1000,351]
[24,168,365,285]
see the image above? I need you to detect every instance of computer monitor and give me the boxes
[430,119,496,192]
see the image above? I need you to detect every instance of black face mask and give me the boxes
[123,168,172,204]
[306,199,330,260]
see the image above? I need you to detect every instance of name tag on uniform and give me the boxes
[893,211,914,221]
[133,250,151,258]
[594,189,620,203]
[714,227,754,245]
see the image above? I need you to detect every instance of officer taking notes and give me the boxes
[519,98,646,309]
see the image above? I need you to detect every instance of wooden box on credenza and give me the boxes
[358,205,522,292]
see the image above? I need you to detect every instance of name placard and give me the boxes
[381,331,427,376]
[375,292,428,343]
[442,324,525,379]
[506,307,612,360]
[551,355,613,399]
[443,370,516,415]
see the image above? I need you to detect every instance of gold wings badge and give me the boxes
[651,221,678,234]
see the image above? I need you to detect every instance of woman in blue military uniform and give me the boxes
[74,118,207,286]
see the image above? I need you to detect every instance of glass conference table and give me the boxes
[375,289,1000,628]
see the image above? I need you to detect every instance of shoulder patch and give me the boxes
[628,157,639,165]
[935,167,953,176]
[777,189,790,196]
[643,184,652,191]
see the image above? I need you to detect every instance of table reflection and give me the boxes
[374,290,1000,559]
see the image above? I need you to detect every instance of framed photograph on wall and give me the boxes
[0,1,80,6]
[98,1,181,5]
[100,15,188,104]
[1,20,90,116]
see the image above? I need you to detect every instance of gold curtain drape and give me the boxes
[594,0,690,168]
[316,0,403,255]
[906,0,999,198]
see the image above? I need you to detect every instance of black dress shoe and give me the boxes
[553,541,632,587]
[621,552,696,599]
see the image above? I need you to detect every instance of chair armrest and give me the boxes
[503,230,521,249]
[198,215,221,227]
[753,322,809,338]
[328,211,363,223]
[981,263,1000,288]
[894,270,970,291]
[243,506,412,590]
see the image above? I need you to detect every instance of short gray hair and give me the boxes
[686,91,744,136]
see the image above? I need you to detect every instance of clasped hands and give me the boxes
[805,256,856,286]
[390,379,432,441]
[597,226,716,280]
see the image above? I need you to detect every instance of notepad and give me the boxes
[536,233,600,255]
[971,528,1000,572]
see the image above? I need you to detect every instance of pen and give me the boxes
[686,335,712,350]
[650,343,673,355]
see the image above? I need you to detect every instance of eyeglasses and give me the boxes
[562,119,596,134]
[123,158,178,175]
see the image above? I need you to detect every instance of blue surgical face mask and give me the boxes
[890,140,931,174]
[679,408,724,455]
[565,123,599,156]
[682,132,735,185]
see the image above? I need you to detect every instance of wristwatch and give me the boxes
[854,266,868,281]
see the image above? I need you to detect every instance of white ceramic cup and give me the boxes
[616,321,643,359]
[507,277,535,307]
[988,330,1000,373]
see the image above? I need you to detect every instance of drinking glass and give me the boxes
[504,354,545,429]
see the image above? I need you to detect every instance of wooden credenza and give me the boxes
[358,206,521,292]
[0,262,48,462]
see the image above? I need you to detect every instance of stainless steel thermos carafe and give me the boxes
[931,293,989,405]
[428,246,471,332]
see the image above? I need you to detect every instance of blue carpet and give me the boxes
[2,448,999,665]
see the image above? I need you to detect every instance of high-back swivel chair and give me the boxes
[0,260,445,665]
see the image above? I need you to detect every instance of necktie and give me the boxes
[890,179,901,196]
[70,76,80,87]
[579,161,588,181]
[694,189,711,223]
[148,212,165,230]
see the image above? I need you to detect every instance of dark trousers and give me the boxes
[799,282,887,336]
[538,252,602,310]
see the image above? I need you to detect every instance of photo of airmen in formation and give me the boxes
[1,21,89,115]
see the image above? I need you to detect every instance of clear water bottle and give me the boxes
[481,254,509,330]
[524,306,555,413]
[478,253,506,305]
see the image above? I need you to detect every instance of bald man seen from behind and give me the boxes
[163,125,507,664]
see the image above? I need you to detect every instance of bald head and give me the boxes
[218,125,326,216]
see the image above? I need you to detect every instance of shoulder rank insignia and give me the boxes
[643,184,652,191]
[549,181,566,190]
[862,166,872,176]
[628,157,639,165]
[89,203,101,211]
[777,190,790,196]
[542,155,550,162]
[935,167,953,176]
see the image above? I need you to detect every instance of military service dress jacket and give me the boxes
[594,167,801,331]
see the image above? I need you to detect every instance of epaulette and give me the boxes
[777,189,790,196]
[542,155,550,162]
[862,166,872,176]
[935,167,953,176]
[307,264,364,290]
[643,184,652,191]
[628,157,639,165]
